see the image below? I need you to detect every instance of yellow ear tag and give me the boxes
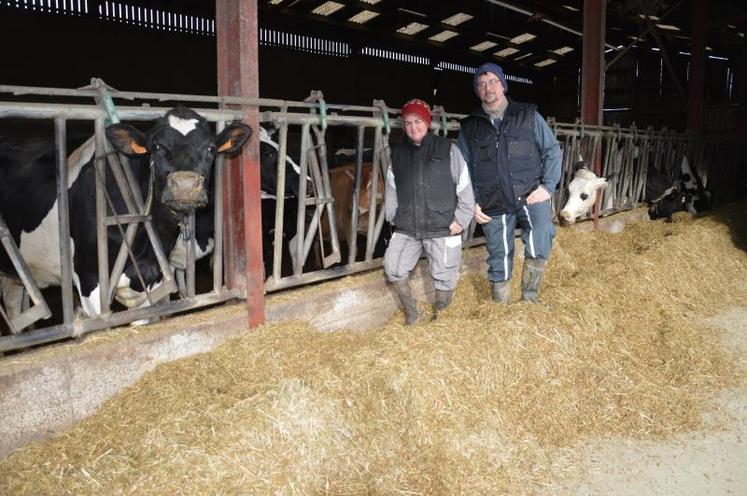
[217,140,234,153]
[131,142,148,155]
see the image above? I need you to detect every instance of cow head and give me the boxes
[558,162,609,225]
[647,185,691,221]
[106,106,252,214]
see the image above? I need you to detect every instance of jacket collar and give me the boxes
[403,130,433,148]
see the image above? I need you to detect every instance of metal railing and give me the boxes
[1,83,744,352]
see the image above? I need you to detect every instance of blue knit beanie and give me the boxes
[474,62,508,95]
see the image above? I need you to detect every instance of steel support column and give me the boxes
[215,0,264,326]
[687,0,707,132]
[582,0,606,133]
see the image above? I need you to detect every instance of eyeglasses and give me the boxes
[477,78,502,90]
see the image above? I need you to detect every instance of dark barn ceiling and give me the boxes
[255,0,746,76]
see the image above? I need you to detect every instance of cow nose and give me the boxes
[558,211,574,226]
[163,171,207,211]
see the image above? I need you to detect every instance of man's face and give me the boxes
[403,113,429,145]
[476,72,506,108]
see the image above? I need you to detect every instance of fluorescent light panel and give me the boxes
[534,58,557,67]
[359,0,381,4]
[562,4,579,12]
[269,0,284,5]
[349,9,379,23]
[510,32,536,44]
[470,41,498,52]
[494,47,519,57]
[514,52,533,61]
[442,12,473,26]
[656,23,680,31]
[429,30,459,42]
[397,22,428,35]
[639,14,660,20]
[312,1,344,16]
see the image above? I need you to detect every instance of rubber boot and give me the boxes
[392,279,421,325]
[491,280,512,304]
[434,289,454,311]
[520,258,546,302]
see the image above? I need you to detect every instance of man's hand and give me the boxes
[449,220,463,236]
[474,204,492,224]
[526,185,551,204]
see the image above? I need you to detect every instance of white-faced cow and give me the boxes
[558,161,610,225]
[0,106,252,322]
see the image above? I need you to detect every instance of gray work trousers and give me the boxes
[383,232,463,291]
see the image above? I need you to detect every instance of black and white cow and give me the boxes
[168,125,308,288]
[647,156,712,221]
[0,106,252,321]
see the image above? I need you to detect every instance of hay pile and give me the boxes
[2,205,746,495]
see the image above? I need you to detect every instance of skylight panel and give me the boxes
[397,22,429,35]
[429,30,459,42]
[470,41,498,52]
[312,1,344,16]
[510,32,536,44]
[534,58,557,67]
[494,47,519,57]
[442,12,473,26]
[552,46,574,55]
[349,10,379,24]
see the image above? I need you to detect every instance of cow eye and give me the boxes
[207,145,217,154]
[580,193,589,200]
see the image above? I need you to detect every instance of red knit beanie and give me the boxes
[401,98,432,127]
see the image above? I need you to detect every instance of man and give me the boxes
[384,99,475,325]
[458,63,562,303]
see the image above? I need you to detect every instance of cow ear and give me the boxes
[574,161,586,172]
[216,123,253,155]
[106,124,148,156]
[595,178,609,190]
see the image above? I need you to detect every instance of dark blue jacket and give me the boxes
[458,100,562,216]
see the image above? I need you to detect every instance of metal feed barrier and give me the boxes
[0,83,744,352]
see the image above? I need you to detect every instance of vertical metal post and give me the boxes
[213,121,226,292]
[55,118,75,329]
[365,126,383,261]
[295,123,311,275]
[348,125,365,265]
[216,0,264,326]
[186,211,196,298]
[272,121,289,282]
[94,119,110,314]
[687,0,707,132]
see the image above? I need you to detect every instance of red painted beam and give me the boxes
[687,0,707,133]
[581,0,606,132]
[215,0,265,327]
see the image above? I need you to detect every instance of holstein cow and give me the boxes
[0,106,252,322]
[558,161,610,225]
[169,126,309,286]
[646,156,712,221]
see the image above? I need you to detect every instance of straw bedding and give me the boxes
[2,204,746,495]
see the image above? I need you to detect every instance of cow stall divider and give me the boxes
[1,83,745,353]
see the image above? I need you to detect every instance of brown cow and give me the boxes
[321,162,383,246]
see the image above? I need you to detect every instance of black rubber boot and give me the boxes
[491,280,512,304]
[392,279,421,325]
[520,258,546,302]
[434,289,454,311]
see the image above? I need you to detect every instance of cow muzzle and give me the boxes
[162,171,207,211]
